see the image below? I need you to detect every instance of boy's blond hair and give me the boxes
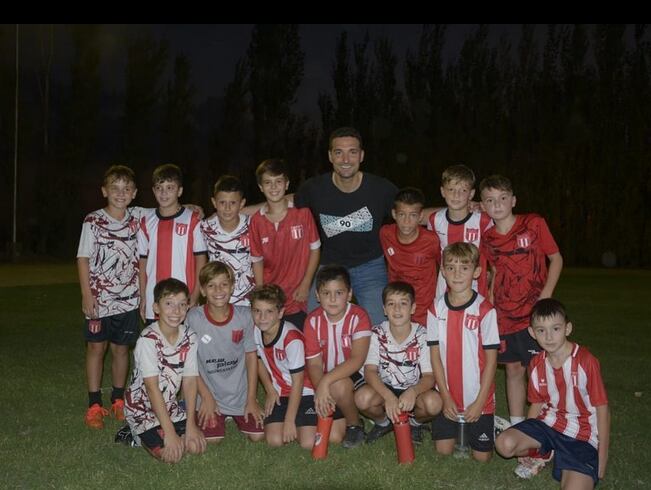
[103,164,135,186]
[442,242,480,267]
[441,164,475,187]
[479,174,513,195]
[199,261,235,288]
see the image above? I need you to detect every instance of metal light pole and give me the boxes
[12,24,19,260]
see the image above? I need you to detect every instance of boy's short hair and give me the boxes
[530,298,569,324]
[394,187,425,208]
[152,163,183,186]
[382,281,415,304]
[103,164,135,186]
[199,261,235,288]
[329,126,363,150]
[255,159,288,185]
[442,242,480,267]
[153,278,189,303]
[213,174,244,197]
[249,284,286,310]
[316,264,352,291]
[441,164,476,187]
[479,174,513,195]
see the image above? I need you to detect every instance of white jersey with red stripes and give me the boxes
[528,343,608,449]
[304,303,372,373]
[427,291,500,413]
[255,320,313,397]
[427,209,492,298]
[138,207,207,319]
[200,213,254,306]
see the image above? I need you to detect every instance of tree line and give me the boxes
[0,24,649,267]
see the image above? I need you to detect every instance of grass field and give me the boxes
[1,264,649,489]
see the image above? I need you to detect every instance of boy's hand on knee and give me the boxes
[442,394,458,421]
[245,400,264,428]
[462,400,482,423]
[398,387,416,413]
[185,425,207,454]
[315,383,335,419]
[384,394,401,423]
[282,420,297,443]
[161,432,184,464]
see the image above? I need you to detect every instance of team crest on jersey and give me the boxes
[516,232,531,249]
[232,329,244,344]
[414,254,426,265]
[240,234,250,248]
[465,228,479,243]
[387,247,395,256]
[291,225,304,240]
[128,219,139,234]
[405,344,420,362]
[464,314,480,330]
[275,348,286,361]
[175,223,188,236]
[262,237,269,244]
[179,344,189,363]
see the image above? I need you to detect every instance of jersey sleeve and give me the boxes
[303,317,321,359]
[77,218,94,258]
[243,312,256,353]
[285,333,306,374]
[182,331,199,377]
[364,330,380,366]
[192,215,207,254]
[248,213,263,260]
[536,216,559,256]
[480,308,500,349]
[584,352,608,407]
[303,208,321,249]
[418,327,433,373]
[426,304,439,346]
[351,308,372,340]
[137,215,150,258]
[135,334,160,379]
[527,358,547,404]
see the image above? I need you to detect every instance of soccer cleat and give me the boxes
[111,399,125,421]
[410,423,424,445]
[365,422,393,444]
[85,403,109,429]
[342,424,366,449]
[494,415,511,438]
[114,424,139,447]
[514,451,554,479]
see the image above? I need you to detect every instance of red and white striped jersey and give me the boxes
[255,321,314,397]
[249,205,320,315]
[528,343,608,449]
[304,304,372,373]
[200,214,254,306]
[379,223,440,325]
[427,292,500,414]
[138,207,207,319]
[427,209,492,298]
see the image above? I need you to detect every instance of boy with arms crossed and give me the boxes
[496,299,609,488]
[304,265,372,448]
[251,284,317,449]
[186,261,264,443]
[428,243,500,462]
[356,281,442,444]
[124,278,206,463]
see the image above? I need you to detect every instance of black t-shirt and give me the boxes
[295,172,398,268]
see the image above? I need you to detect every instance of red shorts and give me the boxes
[197,412,263,440]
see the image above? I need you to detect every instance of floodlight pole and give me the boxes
[12,24,19,260]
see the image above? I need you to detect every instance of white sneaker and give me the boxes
[514,451,553,479]
[494,415,511,438]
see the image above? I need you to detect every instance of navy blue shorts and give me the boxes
[497,328,541,366]
[513,419,599,484]
[84,308,140,345]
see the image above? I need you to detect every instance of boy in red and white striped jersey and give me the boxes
[496,299,610,488]
[138,164,207,323]
[250,285,317,449]
[428,242,500,462]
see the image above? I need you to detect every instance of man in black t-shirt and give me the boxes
[295,127,398,325]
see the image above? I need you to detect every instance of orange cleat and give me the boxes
[85,403,109,429]
[111,399,126,421]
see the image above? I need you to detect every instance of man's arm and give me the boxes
[77,257,98,319]
[540,252,563,299]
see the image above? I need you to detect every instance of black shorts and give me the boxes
[264,395,317,427]
[432,413,495,452]
[138,419,187,454]
[497,328,541,366]
[350,371,366,391]
[513,419,599,484]
[84,309,140,345]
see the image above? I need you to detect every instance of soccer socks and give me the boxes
[375,416,391,427]
[111,386,125,403]
[89,391,102,407]
[510,416,525,425]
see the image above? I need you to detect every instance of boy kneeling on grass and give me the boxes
[250,285,316,449]
[496,299,610,488]
[355,281,442,444]
[123,278,206,463]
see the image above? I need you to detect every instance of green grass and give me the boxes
[1,265,649,489]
